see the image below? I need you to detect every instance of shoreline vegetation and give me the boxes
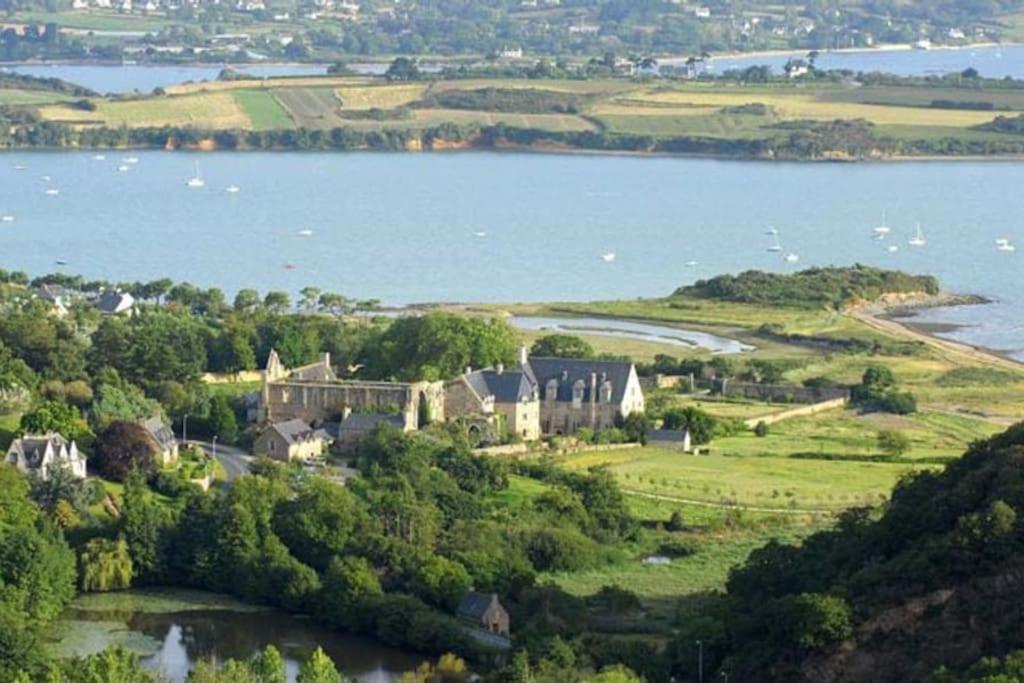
[12,65,1024,159]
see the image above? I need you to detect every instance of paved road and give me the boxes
[185,440,253,482]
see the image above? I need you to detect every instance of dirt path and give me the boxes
[848,309,1024,373]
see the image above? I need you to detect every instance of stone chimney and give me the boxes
[320,352,331,369]
[518,345,528,367]
[496,363,504,375]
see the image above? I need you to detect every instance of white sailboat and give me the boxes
[473,231,487,238]
[784,253,800,264]
[297,229,314,237]
[0,215,14,223]
[225,185,240,194]
[186,162,205,188]
[767,231,783,252]
[764,226,778,236]
[872,209,891,236]
[908,223,927,247]
[44,188,60,196]
[601,252,616,263]
[996,238,1016,252]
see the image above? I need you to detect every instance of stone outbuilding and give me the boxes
[446,361,541,441]
[5,432,86,480]
[254,418,332,462]
[324,412,406,452]
[457,591,510,637]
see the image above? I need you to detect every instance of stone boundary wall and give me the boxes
[717,380,850,404]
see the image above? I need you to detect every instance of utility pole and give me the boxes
[697,640,704,683]
[182,413,189,445]
[212,435,218,461]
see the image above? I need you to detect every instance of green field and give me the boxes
[233,89,293,131]
[0,89,76,106]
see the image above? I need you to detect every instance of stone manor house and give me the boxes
[256,346,645,453]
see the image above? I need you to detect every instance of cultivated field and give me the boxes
[39,91,251,128]
[273,87,346,129]
[232,89,293,130]
[335,83,429,110]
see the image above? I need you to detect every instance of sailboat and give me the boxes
[872,210,891,237]
[44,188,60,196]
[601,252,617,263]
[186,162,205,188]
[908,223,927,247]
[996,238,1016,253]
[767,231,783,252]
[225,185,240,194]
[0,215,14,223]
[784,253,800,264]
[764,226,779,236]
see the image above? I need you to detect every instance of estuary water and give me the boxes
[0,151,1021,359]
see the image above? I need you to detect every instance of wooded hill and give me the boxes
[717,423,1024,682]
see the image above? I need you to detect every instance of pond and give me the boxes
[511,316,753,355]
[50,589,424,682]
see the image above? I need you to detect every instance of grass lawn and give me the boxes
[233,89,293,130]
[12,9,177,31]
[336,83,429,110]
[0,412,21,451]
[0,88,76,105]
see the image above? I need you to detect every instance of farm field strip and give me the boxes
[232,89,293,130]
[39,91,251,128]
[273,87,346,129]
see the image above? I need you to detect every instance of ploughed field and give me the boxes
[20,76,1024,145]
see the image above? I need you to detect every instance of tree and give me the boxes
[530,334,594,359]
[249,645,286,683]
[120,473,168,583]
[622,412,650,445]
[754,421,769,438]
[662,406,716,444]
[300,286,322,312]
[20,400,91,442]
[297,647,343,683]
[385,56,421,81]
[79,538,133,592]
[207,393,238,443]
[273,479,359,571]
[93,421,159,481]
[234,288,261,311]
[264,291,291,313]
[877,430,910,457]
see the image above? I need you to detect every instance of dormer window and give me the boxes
[572,380,585,409]
[546,379,559,402]
[600,381,613,404]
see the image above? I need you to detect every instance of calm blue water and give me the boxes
[702,44,1024,78]
[2,63,330,94]
[0,151,1020,358]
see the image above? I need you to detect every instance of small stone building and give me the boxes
[139,415,179,465]
[457,591,510,637]
[5,432,86,480]
[254,419,331,462]
[324,412,406,452]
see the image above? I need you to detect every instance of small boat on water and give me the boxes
[908,223,927,247]
[0,215,14,223]
[41,175,51,182]
[225,185,240,194]
[44,188,60,196]
[872,209,891,236]
[284,264,297,270]
[887,245,899,253]
[996,238,1017,252]
[784,253,800,264]
[55,259,68,266]
[601,252,616,263]
[92,154,106,161]
[117,165,130,172]
[186,162,205,188]
[122,156,139,164]
[473,231,487,238]
[13,165,25,171]
[767,232,783,252]
[297,229,314,237]
[764,226,778,236]
[685,260,698,267]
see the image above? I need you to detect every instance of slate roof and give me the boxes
[6,433,70,469]
[37,284,67,302]
[464,368,537,404]
[96,290,134,314]
[527,357,634,404]
[326,413,405,437]
[141,416,176,451]
[457,591,501,620]
[269,418,331,445]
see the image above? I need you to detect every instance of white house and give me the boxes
[5,433,86,481]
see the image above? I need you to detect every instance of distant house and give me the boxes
[5,433,86,481]
[325,412,405,452]
[457,592,510,637]
[139,416,179,465]
[647,428,692,453]
[37,284,69,317]
[693,6,710,18]
[96,290,136,316]
[498,46,523,59]
[254,418,331,462]
[530,356,645,435]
